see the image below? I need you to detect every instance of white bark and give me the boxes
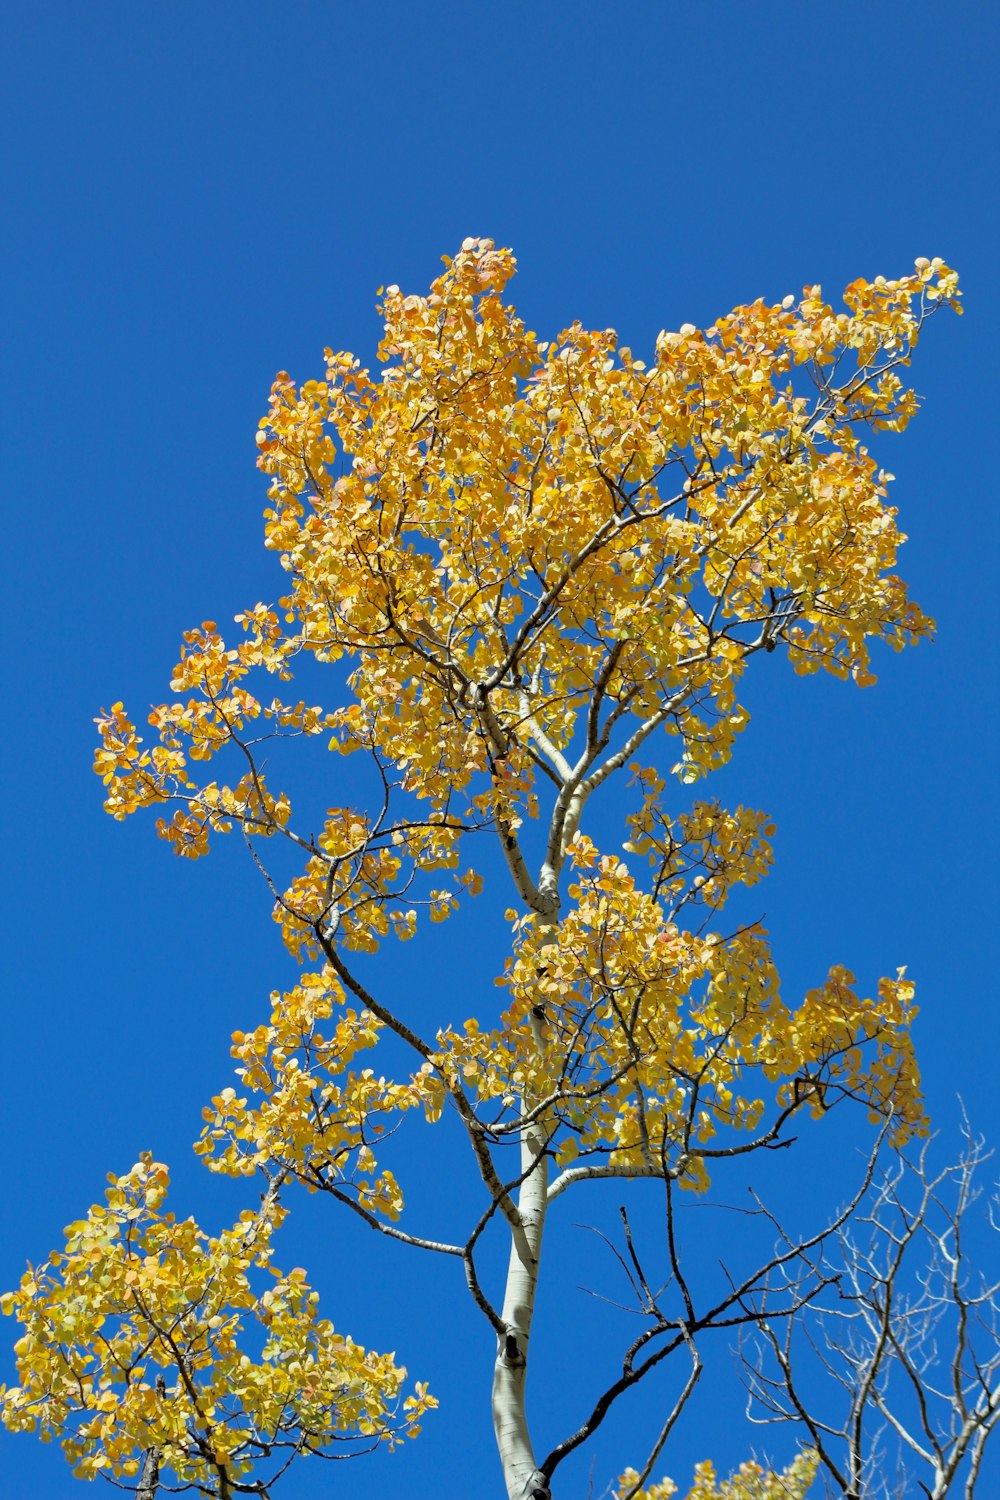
[492,1010,552,1500]
[136,1447,160,1500]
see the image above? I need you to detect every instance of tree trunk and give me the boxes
[492,1011,551,1500]
[136,1445,160,1500]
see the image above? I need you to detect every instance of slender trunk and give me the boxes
[492,1013,551,1500]
[137,1374,167,1499]
[136,1445,160,1499]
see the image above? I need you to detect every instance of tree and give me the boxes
[740,1121,1000,1499]
[1,240,972,1497]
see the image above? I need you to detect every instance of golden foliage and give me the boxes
[0,1157,433,1490]
[617,1448,819,1500]
[89,241,953,1210]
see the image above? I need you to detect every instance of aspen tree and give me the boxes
[4,242,965,1496]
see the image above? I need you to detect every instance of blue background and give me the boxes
[2,3,997,1496]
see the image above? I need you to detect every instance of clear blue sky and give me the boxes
[2,4,998,1496]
